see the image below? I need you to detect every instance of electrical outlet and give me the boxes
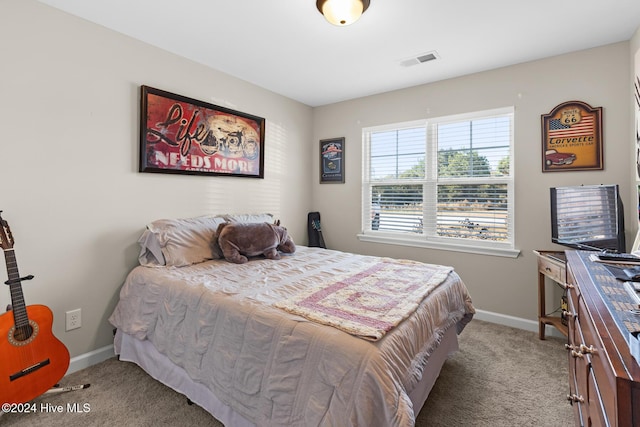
[66,308,81,331]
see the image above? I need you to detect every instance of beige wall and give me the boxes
[632,27,640,73]
[1,0,638,360]
[312,42,633,324]
[0,0,313,358]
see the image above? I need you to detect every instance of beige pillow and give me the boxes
[139,216,227,267]
[224,213,273,223]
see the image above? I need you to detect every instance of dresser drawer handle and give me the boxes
[580,344,597,354]
[571,350,584,358]
[567,393,584,403]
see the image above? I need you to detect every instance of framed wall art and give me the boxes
[541,100,603,172]
[319,137,345,183]
[139,85,265,178]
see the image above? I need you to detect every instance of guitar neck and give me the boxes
[3,248,29,328]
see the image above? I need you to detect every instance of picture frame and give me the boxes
[139,85,265,178]
[319,137,345,183]
[541,100,603,172]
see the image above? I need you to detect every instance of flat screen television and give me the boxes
[550,184,626,253]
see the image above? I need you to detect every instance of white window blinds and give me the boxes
[362,107,515,254]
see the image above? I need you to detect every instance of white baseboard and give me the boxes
[66,344,115,375]
[473,309,565,339]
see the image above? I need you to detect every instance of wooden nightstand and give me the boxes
[534,250,569,339]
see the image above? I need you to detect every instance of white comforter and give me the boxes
[109,246,474,426]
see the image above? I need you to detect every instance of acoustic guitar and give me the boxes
[0,212,70,404]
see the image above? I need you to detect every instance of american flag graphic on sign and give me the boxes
[548,115,595,138]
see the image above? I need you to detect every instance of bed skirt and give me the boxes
[114,327,459,425]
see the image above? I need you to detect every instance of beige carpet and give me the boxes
[1,320,573,426]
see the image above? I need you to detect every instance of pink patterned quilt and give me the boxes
[275,258,453,340]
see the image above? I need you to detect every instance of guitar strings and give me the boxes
[6,248,39,373]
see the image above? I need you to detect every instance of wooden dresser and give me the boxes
[565,251,640,426]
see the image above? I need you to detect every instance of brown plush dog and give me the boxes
[216,221,296,264]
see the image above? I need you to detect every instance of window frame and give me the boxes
[358,107,519,258]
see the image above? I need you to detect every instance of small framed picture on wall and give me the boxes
[319,137,345,183]
[541,100,603,172]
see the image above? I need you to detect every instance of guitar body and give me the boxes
[0,304,70,404]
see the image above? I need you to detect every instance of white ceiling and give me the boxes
[37,0,640,107]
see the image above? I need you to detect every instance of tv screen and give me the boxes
[550,184,625,253]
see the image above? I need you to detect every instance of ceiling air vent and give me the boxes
[417,53,437,63]
[400,51,439,67]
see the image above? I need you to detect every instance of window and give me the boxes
[360,107,517,257]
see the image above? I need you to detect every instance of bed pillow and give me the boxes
[224,213,274,223]
[138,215,227,267]
[137,229,166,266]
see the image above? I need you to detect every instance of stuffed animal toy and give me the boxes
[216,221,296,264]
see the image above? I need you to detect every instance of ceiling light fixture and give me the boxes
[316,0,370,26]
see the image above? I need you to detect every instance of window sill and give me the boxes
[356,233,521,258]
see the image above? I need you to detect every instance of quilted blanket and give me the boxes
[109,246,474,427]
[275,259,453,340]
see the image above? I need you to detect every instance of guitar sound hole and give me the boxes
[9,321,38,346]
[13,325,34,342]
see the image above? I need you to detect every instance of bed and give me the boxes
[109,214,475,427]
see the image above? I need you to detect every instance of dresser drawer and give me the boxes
[566,279,580,339]
[587,368,608,427]
[538,256,566,284]
[577,296,611,424]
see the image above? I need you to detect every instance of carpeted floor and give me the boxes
[1,320,573,426]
